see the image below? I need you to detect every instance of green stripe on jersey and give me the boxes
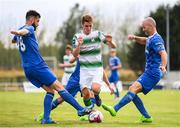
[65,71,73,74]
[64,59,69,61]
[80,49,101,56]
[83,37,101,45]
[80,61,102,68]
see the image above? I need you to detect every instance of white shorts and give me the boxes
[80,67,103,90]
[61,73,71,86]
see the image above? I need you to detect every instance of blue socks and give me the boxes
[51,98,60,110]
[114,91,135,112]
[43,92,54,120]
[115,88,120,97]
[113,91,151,118]
[133,95,151,118]
[58,90,84,111]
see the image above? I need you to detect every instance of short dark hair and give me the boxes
[81,15,93,25]
[66,44,72,51]
[26,10,41,20]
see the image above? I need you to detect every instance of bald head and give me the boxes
[143,17,156,27]
[142,17,157,36]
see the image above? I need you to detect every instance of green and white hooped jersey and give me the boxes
[63,54,76,74]
[72,30,107,69]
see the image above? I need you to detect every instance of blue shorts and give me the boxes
[65,77,80,97]
[109,74,119,84]
[137,71,162,95]
[24,66,57,88]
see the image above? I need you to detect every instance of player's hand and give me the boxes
[160,66,166,73]
[11,31,19,35]
[128,34,136,40]
[77,37,83,46]
[111,66,117,70]
[108,85,114,95]
[106,34,112,42]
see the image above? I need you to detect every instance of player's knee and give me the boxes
[129,85,137,94]
[42,85,55,93]
[92,83,101,94]
[82,88,91,99]
[129,82,142,94]
[52,80,65,91]
[46,88,55,94]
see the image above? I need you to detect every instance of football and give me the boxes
[88,110,103,123]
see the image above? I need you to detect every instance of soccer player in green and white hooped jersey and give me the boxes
[72,14,116,108]
[59,45,76,86]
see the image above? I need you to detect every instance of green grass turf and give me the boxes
[0,90,180,128]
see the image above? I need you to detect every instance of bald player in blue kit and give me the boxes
[11,10,92,124]
[102,17,167,123]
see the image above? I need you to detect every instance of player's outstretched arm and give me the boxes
[103,70,114,94]
[11,29,29,36]
[58,63,75,68]
[105,34,117,48]
[128,34,147,45]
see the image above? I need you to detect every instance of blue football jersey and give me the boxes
[13,25,46,68]
[145,33,165,71]
[109,56,121,74]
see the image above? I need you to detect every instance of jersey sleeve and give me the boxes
[98,31,107,44]
[63,55,66,63]
[151,38,165,53]
[23,25,34,36]
[116,57,121,65]
[72,35,78,48]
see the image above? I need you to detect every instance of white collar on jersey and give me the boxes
[81,30,93,36]
[148,32,157,39]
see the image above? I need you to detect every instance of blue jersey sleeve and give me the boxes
[151,38,165,53]
[116,57,121,65]
[23,25,34,36]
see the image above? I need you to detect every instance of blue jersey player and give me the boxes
[35,57,114,122]
[35,58,81,122]
[48,58,81,110]
[11,10,91,124]
[102,17,167,123]
[109,48,122,99]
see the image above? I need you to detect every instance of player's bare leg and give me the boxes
[92,83,102,107]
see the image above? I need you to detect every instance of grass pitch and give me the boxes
[0,90,180,128]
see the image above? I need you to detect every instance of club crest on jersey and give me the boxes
[91,38,95,42]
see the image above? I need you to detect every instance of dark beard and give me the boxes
[32,23,37,31]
